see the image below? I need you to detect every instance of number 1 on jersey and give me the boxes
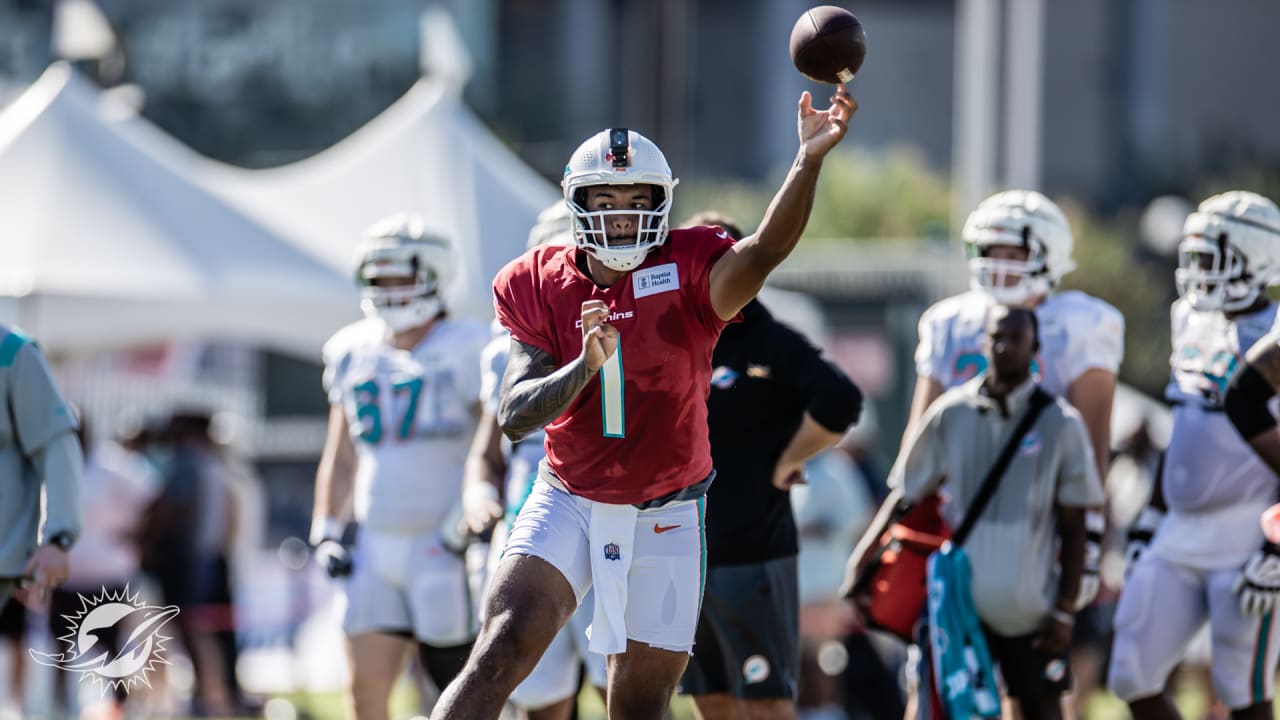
[599,335,624,438]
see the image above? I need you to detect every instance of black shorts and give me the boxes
[981,623,1072,700]
[417,640,474,691]
[0,596,25,640]
[679,555,799,700]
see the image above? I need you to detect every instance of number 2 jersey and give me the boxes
[1152,298,1280,569]
[914,289,1125,396]
[323,317,489,533]
[493,228,736,505]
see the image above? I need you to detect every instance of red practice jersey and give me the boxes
[494,226,737,504]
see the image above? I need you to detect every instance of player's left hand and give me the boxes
[15,544,70,605]
[314,540,353,579]
[798,85,856,160]
[1235,541,1280,615]
[462,481,503,534]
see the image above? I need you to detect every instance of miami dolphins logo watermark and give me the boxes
[28,587,180,695]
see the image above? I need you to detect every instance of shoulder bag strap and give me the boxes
[951,386,1053,547]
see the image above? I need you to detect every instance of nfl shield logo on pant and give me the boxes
[604,543,621,561]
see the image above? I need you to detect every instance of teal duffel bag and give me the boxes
[926,544,1000,719]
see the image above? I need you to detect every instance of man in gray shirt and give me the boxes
[0,325,83,608]
[847,306,1103,719]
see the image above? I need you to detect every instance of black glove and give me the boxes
[440,501,471,556]
[1124,507,1163,580]
[314,539,353,579]
[1076,509,1104,609]
[1235,541,1280,616]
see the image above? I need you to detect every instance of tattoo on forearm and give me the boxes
[497,340,594,440]
[1247,330,1280,390]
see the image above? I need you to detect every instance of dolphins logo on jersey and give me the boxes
[29,586,179,695]
[710,366,739,390]
[1174,346,1238,406]
[1020,432,1043,456]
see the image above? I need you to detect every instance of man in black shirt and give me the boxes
[677,212,863,719]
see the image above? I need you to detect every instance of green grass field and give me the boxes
[239,678,1280,720]
[268,682,698,720]
[247,686,1238,720]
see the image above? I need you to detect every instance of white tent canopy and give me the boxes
[120,77,560,321]
[0,64,358,356]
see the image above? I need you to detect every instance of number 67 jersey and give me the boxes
[323,316,490,533]
[493,228,737,506]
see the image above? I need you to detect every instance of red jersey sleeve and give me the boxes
[677,225,738,333]
[493,248,555,356]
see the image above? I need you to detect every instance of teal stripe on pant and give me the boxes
[1254,611,1273,704]
[697,496,707,611]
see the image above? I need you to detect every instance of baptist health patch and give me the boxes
[632,263,679,299]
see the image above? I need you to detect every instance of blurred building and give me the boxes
[489,0,1280,208]
[3,0,1278,207]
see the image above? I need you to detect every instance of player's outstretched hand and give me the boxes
[580,300,620,372]
[1235,541,1280,615]
[798,85,856,160]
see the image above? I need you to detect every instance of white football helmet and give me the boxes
[962,190,1076,305]
[1176,191,1280,312]
[526,201,574,249]
[562,128,679,271]
[353,213,455,332]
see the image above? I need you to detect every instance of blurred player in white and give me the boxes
[911,190,1122,469]
[1108,191,1280,720]
[463,203,608,719]
[310,214,490,720]
[908,190,1122,601]
[841,190,1121,717]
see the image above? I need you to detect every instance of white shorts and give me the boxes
[503,479,706,654]
[1109,552,1280,709]
[344,526,476,646]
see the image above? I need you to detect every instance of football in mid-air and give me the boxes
[789,6,867,84]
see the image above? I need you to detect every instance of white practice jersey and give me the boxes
[1152,300,1280,569]
[480,323,547,516]
[915,289,1125,395]
[324,317,489,533]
